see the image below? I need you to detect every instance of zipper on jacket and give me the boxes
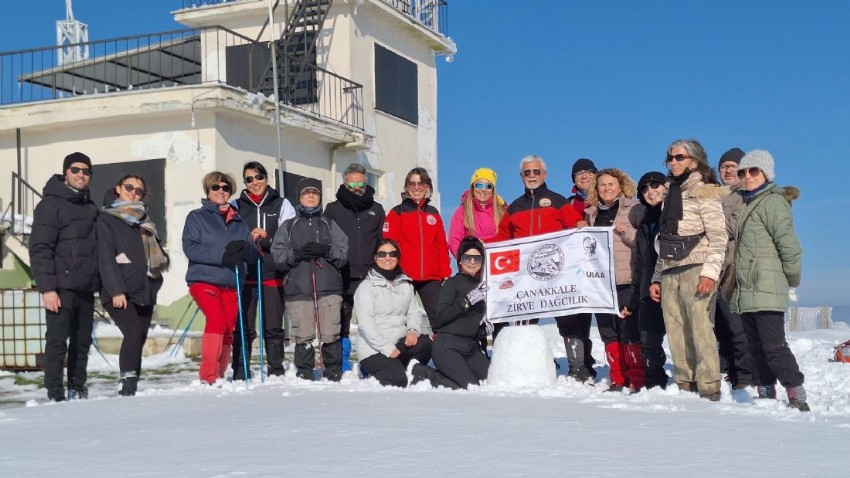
[418,204,425,279]
[529,189,536,235]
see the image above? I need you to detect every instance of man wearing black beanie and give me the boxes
[29,152,99,401]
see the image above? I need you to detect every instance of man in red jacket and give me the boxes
[492,155,584,338]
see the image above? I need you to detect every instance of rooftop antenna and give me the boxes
[56,0,89,65]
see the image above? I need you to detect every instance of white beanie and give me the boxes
[739,150,775,182]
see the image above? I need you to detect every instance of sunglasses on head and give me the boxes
[640,181,663,195]
[473,182,493,190]
[666,154,692,163]
[522,168,543,177]
[376,250,399,259]
[347,181,366,189]
[210,183,231,193]
[121,183,146,198]
[244,173,266,184]
[461,253,483,264]
[69,166,92,176]
[737,167,762,179]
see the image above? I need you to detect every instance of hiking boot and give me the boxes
[119,376,138,397]
[757,384,777,399]
[47,390,66,402]
[786,385,810,412]
[606,384,625,393]
[701,391,722,402]
[677,381,698,393]
[68,384,88,400]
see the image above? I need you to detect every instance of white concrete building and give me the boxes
[0,0,455,310]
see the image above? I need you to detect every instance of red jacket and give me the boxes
[494,182,582,240]
[383,198,451,281]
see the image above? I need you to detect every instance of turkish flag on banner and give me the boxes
[489,249,520,275]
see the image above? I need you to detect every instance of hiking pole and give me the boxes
[235,264,250,388]
[170,307,200,358]
[164,299,195,351]
[257,257,266,383]
[312,266,323,371]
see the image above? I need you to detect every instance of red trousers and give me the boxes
[190,283,238,383]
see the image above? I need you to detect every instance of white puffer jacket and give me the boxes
[354,268,425,360]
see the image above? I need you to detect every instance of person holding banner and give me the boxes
[233,161,295,379]
[584,168,646,392]
[630,171,670,390]
[383,168,451,329]
[431,237,490,389]
[447,167,507,259]
[649,139,727,401]
[492,155,584,339]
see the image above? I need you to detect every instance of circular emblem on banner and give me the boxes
[539,198,552,207]
[426,215,437,226]
[527,244,565,281]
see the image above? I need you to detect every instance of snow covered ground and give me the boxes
[1,323,849,477]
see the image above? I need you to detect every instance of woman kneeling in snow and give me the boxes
[355,239,433,387]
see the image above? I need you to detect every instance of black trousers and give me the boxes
[105,302,154,377]
[235,283,285,344]
[432,333,489,389]
[44,290,94,397]
[359,335,433,388]
[413,280,442,329]
[638,298,668,388]
[714,296,754,385]
[340,277,364,338]
[740,311,804,388]
[596,286,639,344]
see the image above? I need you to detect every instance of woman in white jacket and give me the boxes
[355,239,433,387]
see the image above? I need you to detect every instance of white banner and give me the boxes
[484,227,619,323]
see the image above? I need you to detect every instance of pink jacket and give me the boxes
[447,191,504,258]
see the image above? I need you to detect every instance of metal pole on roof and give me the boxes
[268,0,285,196]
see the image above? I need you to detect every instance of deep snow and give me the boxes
[1,323,849,477]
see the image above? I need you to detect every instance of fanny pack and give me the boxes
[658,232,704,261]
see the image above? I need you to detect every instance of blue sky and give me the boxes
[1,1,847,306]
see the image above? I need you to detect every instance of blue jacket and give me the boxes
[183,199,258,288]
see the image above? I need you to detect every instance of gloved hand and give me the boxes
[222,240,246,267]
[296,244,320,261]
[303,241,331,258]
[461,283,489,311]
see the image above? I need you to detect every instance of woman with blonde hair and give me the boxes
[447,168,507,259]
[583,168,645,392]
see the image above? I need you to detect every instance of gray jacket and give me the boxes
[354,268,425,360]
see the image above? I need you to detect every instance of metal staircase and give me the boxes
[1,172,41,271]
[259,0,333,106]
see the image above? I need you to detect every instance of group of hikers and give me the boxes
[29,137,808,411]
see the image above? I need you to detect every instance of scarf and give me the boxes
[296,204,323,218]
[246,191,265,204]
[102,200,169,279]
[335,184,376,212]
[740,182,770,203]
[660,170,692,235]
[372,265,402,282]
[572,185,587,201]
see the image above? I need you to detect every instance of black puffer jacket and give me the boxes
[434,272,484,338]
[29,174,100,293]
[629,205,661,311]
[270,206,348,301]
[235,187,295,282]
[324,185,385,283]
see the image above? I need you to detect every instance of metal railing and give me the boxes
[787,307,850,332]
[0,172,42,247]
[0,26,364,130]
[380,0,448,35]
[181,0,245,8]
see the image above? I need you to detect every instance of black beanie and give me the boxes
[296,177,322,198]
[571,158,597,182]
[63,152,92,173]
[637,171,667,207]
[456,236,485,267]
[718,148,745,169]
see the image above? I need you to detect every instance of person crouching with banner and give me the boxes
[427,237,490,389]
[584,168,646,392]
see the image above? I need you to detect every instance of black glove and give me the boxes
[303,241,331,258]
[222,240,246,267]
[461,283,489,311]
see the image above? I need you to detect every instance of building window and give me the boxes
[374,44,418,125]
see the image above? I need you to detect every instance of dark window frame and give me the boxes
[374,44,418,125]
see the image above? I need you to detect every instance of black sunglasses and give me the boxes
[210,183,232,193]
[69,166,92,177]
[461,253,483,264]
[522,168,543,177]
[666,154,692,163]
[737,167,762,179]
[376,250,399,258]
[640,181,663,195]
[121,183,146,198]
[244,173,266,184]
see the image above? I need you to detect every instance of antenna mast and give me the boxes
[56,0,89,65]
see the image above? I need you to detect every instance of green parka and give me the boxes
[731,183,802,314]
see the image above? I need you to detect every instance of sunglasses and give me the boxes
[69,166,92,177]
[473,183,493,190]
[376,250,399,258]
[347,181,366,189]
[407,180,427,188]
[522,168,543,177]
[210,183,232,193]
[244,173,266,184]
[737,167,762,179]
[640,181,663,195]
[121,183,146,198]
[666,154,692,163]
[461,253,483,264]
